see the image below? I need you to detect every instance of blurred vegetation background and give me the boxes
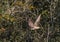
[0,0,60,42]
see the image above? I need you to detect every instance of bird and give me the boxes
[28,14,41,30]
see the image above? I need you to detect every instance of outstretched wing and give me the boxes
[28,18,34,27]
[34,14,41,26]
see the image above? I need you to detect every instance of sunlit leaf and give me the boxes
[2,14,10,20]
[29,5,35,10]
[10,17,16,22]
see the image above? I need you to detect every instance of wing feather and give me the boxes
[34,14,41,26]
[28,18,34,27]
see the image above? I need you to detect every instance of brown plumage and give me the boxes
[28,14,41,30]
